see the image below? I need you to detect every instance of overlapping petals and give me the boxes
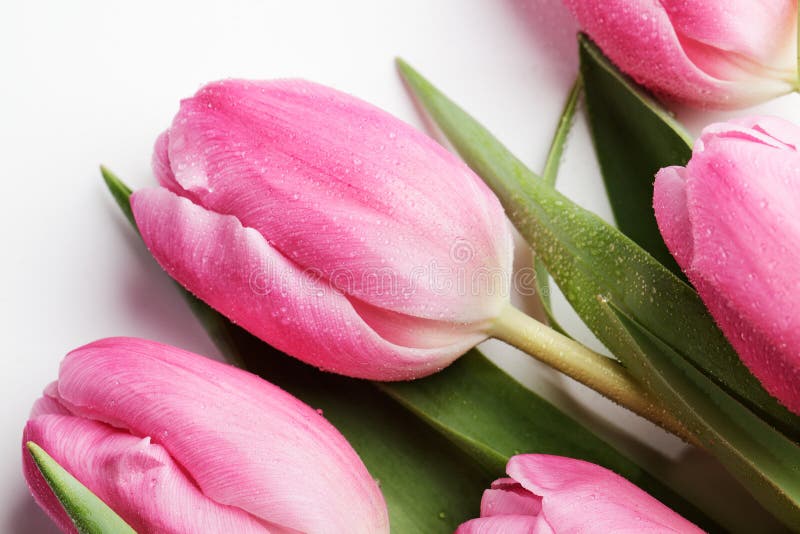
[565,0,797,108]
[23,337,389,533]
[457,455,702,533]
[132,79,513,380]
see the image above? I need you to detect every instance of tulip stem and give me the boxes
[541,77,582,186]
[490,303,698,445]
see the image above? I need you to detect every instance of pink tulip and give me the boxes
[456,454,702,533]
[564,0,798,108]
[131,79,513,381]
[654,116,800,415]
[22,337,389,533]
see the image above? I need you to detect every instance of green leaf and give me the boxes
[100,166,134,227]
[579,35,691,277]
[598,300,800,530]
[26,442,136,534]
[379,353,715,528]
[535,77,582,335]
[395,58,800,442]
[541,78,583,187]
[103,171,719,532]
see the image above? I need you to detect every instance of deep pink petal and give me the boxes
[508,455,703,533]
[24,415,275,533]
[680,125,800,413]
[456,515,552,534]
[49,337,389,533]
[653,166,694,268]
[131,187,483,380]
[564,0,794,107]
[161,79,512,322]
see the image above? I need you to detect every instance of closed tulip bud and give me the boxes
[23,337,389,533]
[131,79,513,381]
[456,454,702,533]
[654,116,800,415]
[565,0,798,108]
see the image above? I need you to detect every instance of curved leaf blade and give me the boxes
[598,301,800,529]
[395,58,800,441]
[579,35,691,277]
[536,77,582,335]
[26,442,136,534]
[541,77,583,186]
[100,166,134,226]
[380,352,717,530]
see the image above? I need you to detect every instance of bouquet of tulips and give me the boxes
[22,1,800,533]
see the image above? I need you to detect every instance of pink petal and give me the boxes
[507,455,703,533]
[24,415,275,533]
[728,116,800,150]
[159,79,512,323]
[480,480,542,517]
[131,186,482,380]
[680,125,800,413]
[659,0,796,77]
[456,515,552,534]
[653,166,694,268]
[30,384,71,418]
[48,337,389,533]
[564,0,794,107]
[152,130,199,203]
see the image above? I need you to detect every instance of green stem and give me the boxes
[490,303,697,445]
[536,77,583,335]
[541,77,582,186]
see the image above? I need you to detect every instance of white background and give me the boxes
[2,1,798,532]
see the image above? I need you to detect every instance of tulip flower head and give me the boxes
[565,0,798,108]
[654,116,800,415]
[23,337,389,534]
[456,454,702,533]
[132,79,513,381]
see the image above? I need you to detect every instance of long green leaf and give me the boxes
[395,59,800,441]
[579,35,691,276]
[380,353,701,519]
[598,301,800,530]
[535,77,582,335]
[26,442,136,534]
[103,169,718,531]
[541,78,583,186]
